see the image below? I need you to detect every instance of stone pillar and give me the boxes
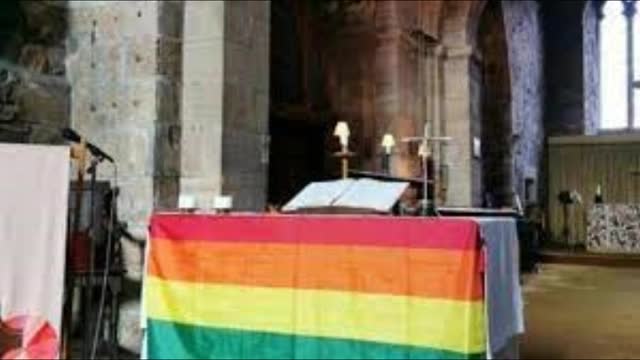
[442,45,476,207]
[67,0,163,239]
[432,45,449,204]
[374,31,404,175]
[181,0,270,212]
[155,1,184,210]
[221,1,270,211]
[180,1,225,208]
[66,1,180,354]
[584,0,602,134]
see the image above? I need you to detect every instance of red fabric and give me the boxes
[1,316,57,360]
[150,214,481,251]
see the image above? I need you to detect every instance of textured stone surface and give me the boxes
[66,2,182,353]
[543,1,589,136]
[503,0,544,206]
[179,1,224,208]
[154,1,183,210]
[441,46,474,207]
[67,1,161,239]
[0,1,70,144]
[477,1,512,207]
[583,1,600,134]
[222,0,270,211]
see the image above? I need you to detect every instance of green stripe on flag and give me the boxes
[147,319,485,360]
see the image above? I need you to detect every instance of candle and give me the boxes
[333,121,350,151]
[381,133,395,155]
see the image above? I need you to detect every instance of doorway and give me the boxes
[478,1,513,208]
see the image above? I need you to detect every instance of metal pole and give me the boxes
[341,158,348,179]
[422,151,429,216]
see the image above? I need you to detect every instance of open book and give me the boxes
[282,178,409,214]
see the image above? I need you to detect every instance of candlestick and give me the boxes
[381,133,395,174]
[333,122,353,179]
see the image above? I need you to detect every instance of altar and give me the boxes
[142,213,523,359]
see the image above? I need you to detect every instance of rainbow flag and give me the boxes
[145,215,486,359]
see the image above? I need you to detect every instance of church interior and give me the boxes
[1,0,640,359]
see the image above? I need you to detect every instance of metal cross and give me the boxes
[402,122,451,216]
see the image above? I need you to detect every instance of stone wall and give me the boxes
[503,0,544,205]
[321,1,435,179]
[0,1,70,144]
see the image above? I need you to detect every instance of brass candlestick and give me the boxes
[334,147,355,179]
[333,122,353,179]
[381,133,396,175]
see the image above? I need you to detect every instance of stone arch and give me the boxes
[437,0,547,208]
[476,1,513,207]
[437,0,492,207]
[439,0,487,49]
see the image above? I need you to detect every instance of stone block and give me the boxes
[116,177,154,230]
[119,1,159,37]
[181,80,224,123]
[158,1,184,38]
[181,39,225,83]
[85,126,155,177]
[183,1,224,41]
[118,300,142,354]
[118,79,158,126]
[154,122,181,177]
[154,175,180,209]
[180,123,222,177]
[221,129,263,168]
[157,37,182,79]
[156,78,181,124]
[224,40,251,86]
[223,81,256,133]
[180,177,222,199]
[123,35,158,79]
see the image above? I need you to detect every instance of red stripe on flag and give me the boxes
[149,214,480,250]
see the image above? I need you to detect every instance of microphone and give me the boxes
[61,127,114,163]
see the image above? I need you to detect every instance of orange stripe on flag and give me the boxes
[149,238,483,301]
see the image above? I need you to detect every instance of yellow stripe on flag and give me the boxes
[145,276,485,354]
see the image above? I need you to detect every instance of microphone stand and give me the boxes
[82,155,105,359]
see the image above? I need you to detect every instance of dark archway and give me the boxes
[267,0,330,207]
[477,1,513,207]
